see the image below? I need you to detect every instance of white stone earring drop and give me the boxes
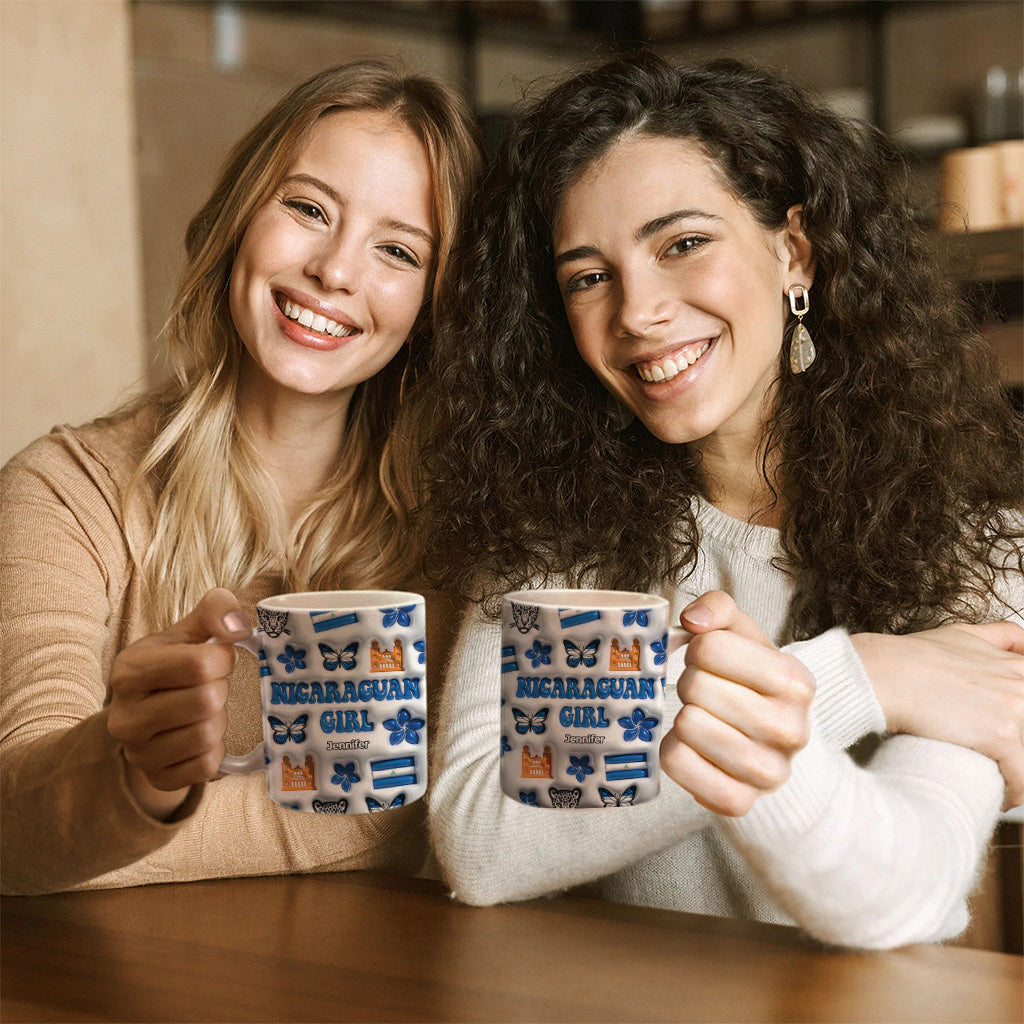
[787,284,816,374]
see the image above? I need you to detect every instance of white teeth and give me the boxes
[281,298,357,338]
[636,342,710,382]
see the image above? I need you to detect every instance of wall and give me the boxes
[0,0,146,465]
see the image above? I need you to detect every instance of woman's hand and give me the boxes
[107,588,251,819]
[852,622,1024,810]
[660,591,815,817]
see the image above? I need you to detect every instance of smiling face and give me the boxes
[553,133,812,454]
[229,108,436,410]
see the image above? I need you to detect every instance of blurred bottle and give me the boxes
[975,65,1023,144]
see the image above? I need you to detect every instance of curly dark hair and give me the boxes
[412,52,1022,639]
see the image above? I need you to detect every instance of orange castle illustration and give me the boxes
[370,638,404,672]
[521,744,553,779]
[609,637,640,672]
[281,754,316,791]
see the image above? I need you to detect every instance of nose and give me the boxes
[304,234,363,294]
[613,266,674,339]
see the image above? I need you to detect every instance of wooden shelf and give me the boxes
[943,227,1024,284]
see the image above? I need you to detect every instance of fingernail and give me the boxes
[222,611,249,635]
[683,603,713,629]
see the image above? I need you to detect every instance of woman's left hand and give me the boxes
[660,591,815,816]
[852,622,1024,810]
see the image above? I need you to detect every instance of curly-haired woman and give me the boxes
[415,53,1023,948]
[0,60,482,894]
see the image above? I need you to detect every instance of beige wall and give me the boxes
[1,0,145,465]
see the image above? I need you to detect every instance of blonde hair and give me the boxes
[128,60,482,626]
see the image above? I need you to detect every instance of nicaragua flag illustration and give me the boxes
[558,608,602,629]
[310,609,359,633]
[370,756,418,790]
[501,645,519,674]
[604,752,650,781]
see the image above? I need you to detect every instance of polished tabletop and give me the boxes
[2,871,1021,1023]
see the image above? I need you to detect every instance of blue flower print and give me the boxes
[276,644,306,673]
[623,609,650,627]
[619,707,659,743]
[384,707,425,746]
[525,640,552,668]
[414,639,426,665]
[331,762,360,792]
[500,735,511,757]
[567,754,594,783]
[381,604,416,628]
[651,634,669,666]
[519,791,539,806]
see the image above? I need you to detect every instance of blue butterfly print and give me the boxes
[563,639,599,668]
[651,634,669,666]
[414,639,426,665]
[512,706,549,735]
[500,735,512,756]
[623,609,650,627]
[276,644,306,673]
[599,785,638,807]
[319,640,358,671]
[519,791,539,806]
[384,708,425,746]
[567,754,594,783]
[381,605,416,628]
[618,707,659,743]
[366,794,406,812]
[268,714,308,745]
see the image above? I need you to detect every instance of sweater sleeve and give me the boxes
[0,428,433,894]
[427,601,713,906]
[718,728,1003,949]
[0,430,197,893]
[716,623,1005,949]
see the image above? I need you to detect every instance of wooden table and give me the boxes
[2,871,1021,1023]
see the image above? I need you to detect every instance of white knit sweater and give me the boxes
[428,500,1017,949]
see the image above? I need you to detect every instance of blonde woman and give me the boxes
[0,60,482,894]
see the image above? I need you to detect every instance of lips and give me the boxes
[633,337,715,382]
[275,293,360,340]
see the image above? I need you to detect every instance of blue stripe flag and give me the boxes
[371,756,418,790]
[310,610,359,633]
[559,608,602,629]
[604,752,649,781]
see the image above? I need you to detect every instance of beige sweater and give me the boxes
[0,406,461,894]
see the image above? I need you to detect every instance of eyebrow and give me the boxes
[635,209,722,242]
[281,173,436,249]
[554,208,722,268]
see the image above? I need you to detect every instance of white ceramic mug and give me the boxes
[221,590,427,814]
[500,589,686,809]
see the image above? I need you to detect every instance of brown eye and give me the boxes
[566,271,609,294]
[284,199,326,222]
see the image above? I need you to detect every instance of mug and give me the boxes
[221,590,427,814]
[938,145,1005,232]
[500,589,685,809]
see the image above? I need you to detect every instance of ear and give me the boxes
[781,204,816,290]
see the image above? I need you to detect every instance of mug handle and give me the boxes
[218,633,265,775]
[667,625,691,656]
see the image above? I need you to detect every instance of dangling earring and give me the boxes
[787,284,816,374]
